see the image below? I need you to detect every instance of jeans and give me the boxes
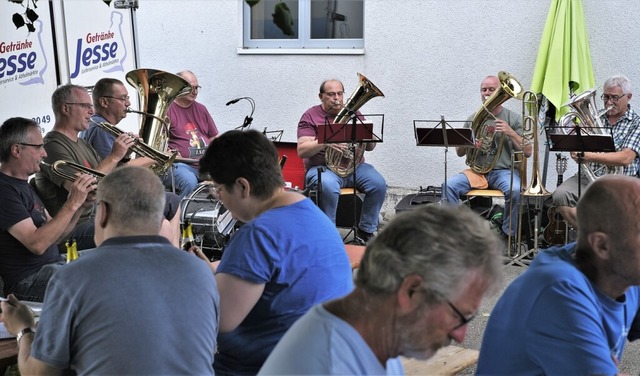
[305,163,386,234]
[442,169,520,236]
[10,249,97,302]
[11,258,65,302]
[164,163,200,199]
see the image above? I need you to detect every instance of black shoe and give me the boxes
[355,228,375,244]
[494,226,508,241]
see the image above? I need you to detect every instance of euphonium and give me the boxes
[125,68,193,174]
[40,161,105,183]
[93,120,178,175]
[325,73,384,178]
[466,71,524,174]
[557,88,620,181]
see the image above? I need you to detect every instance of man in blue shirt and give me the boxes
[477,175,640,375]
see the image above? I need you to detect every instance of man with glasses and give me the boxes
[259,204,502,375]
[80,78,182,247]
[164,70,219,199]
[297,78,387,244]
[477,175,640,375]
[0,117,95,302]
[1,166,219,375]
[35,84,133,250]
[552,75,640,229]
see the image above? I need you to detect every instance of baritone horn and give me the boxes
[556,88,620,181]
[40,161,105,184]
[325,73,384,177]
[125,68,193,175]
[466,71,524,174]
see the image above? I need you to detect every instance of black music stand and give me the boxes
[319,113,383,244]
[262,128,284,142]
[414,117,474,203]
[548,125,615,198]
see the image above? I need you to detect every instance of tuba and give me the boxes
[557,88,620,181]
[466,71,524,174]
[125,68,193,174]
[325,73,384,177]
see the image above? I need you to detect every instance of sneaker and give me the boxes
[355,228,375,244]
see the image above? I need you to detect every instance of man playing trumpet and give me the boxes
[0,117,95,302]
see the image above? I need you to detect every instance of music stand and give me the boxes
[319,113,383,244]
[548,125,615,197]
[414,116,474,203]
[262,128,284,142]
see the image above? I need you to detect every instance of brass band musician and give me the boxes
[552,75,640,229]
[297,78,386,244]
[442,75,531,239]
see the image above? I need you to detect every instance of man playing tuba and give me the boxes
[297,78,386,244]
[442,75,531,240]
[552,75,640,229]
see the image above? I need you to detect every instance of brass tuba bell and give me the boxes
[557,88,621,181]
[125,68,193,175]
[325,73,384,177]
[466,71,524,174]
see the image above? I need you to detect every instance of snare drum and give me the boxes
[180,182,237,251]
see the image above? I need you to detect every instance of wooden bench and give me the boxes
[344,244,366,270]
[402,345,479,375]
[0,338,17,370]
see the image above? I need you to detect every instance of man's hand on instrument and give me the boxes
[112,133,136,160]
[68,173,97,210]
[493,119,515,138]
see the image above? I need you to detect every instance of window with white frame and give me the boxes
[242,0,364,51]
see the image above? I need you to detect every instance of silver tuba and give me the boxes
[557,88,620,181]
[325,73,384,177]
[466,71,524,174]
[125,68,193,175]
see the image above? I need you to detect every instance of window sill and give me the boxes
[236,48,365,55]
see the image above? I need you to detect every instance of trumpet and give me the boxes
[40,161,105,183]
[92,120,177,175]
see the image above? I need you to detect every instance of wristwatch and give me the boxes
[16,327,35,344]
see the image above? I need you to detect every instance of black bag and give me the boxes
[395,186,442,214]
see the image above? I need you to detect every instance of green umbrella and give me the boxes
[531,0,595,121]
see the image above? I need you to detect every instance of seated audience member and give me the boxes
[0,117,95,302]
[476,175,640,375]
[36,83,180,248]
[197,129,354,375]
[1,166,220,375]
[259,204,502,375]
[81,77,182,246]
[165,70,219,199]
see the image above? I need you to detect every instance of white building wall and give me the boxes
[136,0,640,212]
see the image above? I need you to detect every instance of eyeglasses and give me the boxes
[323,91,344,97]
[18,142,44,149]
[191,85,202,92]
[103,95,130,102]
[601,93,627,103]
[446,300,476,330]
[66,103,93,109]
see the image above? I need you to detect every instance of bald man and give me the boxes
[477,175,640,374]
